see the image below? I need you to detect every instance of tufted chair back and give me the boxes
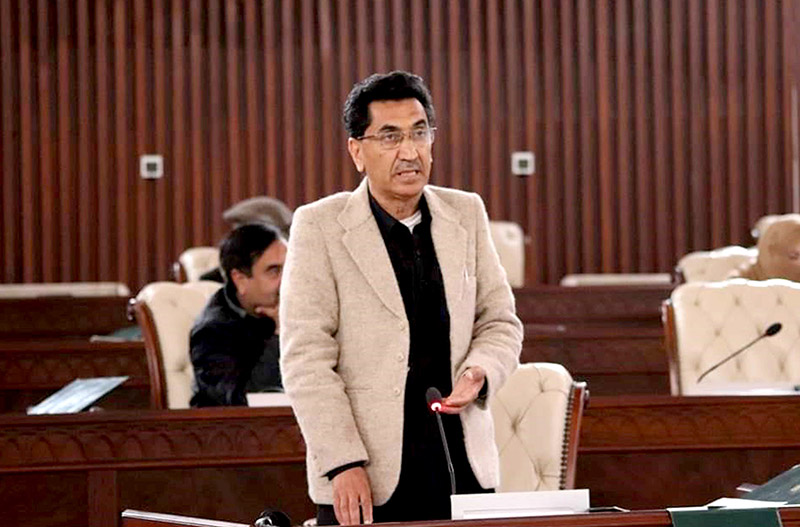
[130,281,222,409]
[664,279,800,394]
[491,363,587,491]
[675,246,757,283]
[489,221,525,288]
[173,247,221,282]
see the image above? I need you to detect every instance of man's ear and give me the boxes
[347,137,365,173]
[229,268,247,294]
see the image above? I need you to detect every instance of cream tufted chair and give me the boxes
[491,363,587,491]
[489,221,525,288]
[173,247,221,282]
[663,279,800,395]
[130,281,222,409]
[675,246,757,283]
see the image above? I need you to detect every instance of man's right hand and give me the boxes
[332,466,373,525]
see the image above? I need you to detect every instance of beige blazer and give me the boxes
[279,178,523,506]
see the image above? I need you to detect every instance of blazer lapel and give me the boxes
[339,179,407,321]
[425,187,468,312]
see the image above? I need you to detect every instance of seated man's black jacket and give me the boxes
[189,281,282,407]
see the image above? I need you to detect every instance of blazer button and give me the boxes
[396,353,404,362]
[393,387,401,396]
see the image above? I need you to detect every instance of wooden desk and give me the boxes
[0,338,150,413]
[0,295,131,339]
[513,285,673,326]
[5,396,800,527]
[122,508,800,527]
[522,325,668,395]
[578,395,800,509]
[0,407,313,527]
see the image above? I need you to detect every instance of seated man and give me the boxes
[190,222,286,407]
[201,196,293,283]
[734,214,800,282]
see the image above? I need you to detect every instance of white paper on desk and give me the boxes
[245,392,291,407]
[451,489,589,520]
[705,498,788,509]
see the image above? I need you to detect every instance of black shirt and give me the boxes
[368,192,486,520]
[189,281,282,407]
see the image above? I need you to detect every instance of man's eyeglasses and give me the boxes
[358,127,436,150]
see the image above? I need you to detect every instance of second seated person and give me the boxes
[190,222,286,407]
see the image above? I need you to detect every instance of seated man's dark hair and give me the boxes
[219,222,282,279]
[342,70,436,138]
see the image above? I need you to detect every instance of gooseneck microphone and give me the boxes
[697,322,783,383]
[426,386,456,495]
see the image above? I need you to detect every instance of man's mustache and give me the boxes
[393,161,422,174]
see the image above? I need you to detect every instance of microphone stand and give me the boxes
[433,409,456,495]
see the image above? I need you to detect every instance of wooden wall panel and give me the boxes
[1,0,799,288]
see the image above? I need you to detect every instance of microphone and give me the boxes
[426,387,456,495]
[253,508,291,527]
[697,322,782,383]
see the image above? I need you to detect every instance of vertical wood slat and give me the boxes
[744,1,761,224]
[596,0,615,271]
[38,0,54,281]
[503,0,522,224]
[522,0,542,284]
[225,0,241,206]
[542,0,561,282]
[2,0,799,288]
[281,0,296,206]
[191,0,206,242]
[726,0,743,241]
[764,0,780,212]
[688,0,708,249]
[318,0,336,197]
[153,0,168,278]
[301,0,316,204]
[114,0,129,285]
[264,0,280,197]
[1,0,16,281]
[57,0,72,281]
[561,0,578,276]
[95,0,110,280]
[444,0,460,191]
[134,0,148,286]
[172,0,187,254]
[244,0,259,198]
[706,0,725,248]
[633,0,652,269]
[577,0,596,271]
[486,0,502,217]
[615,0,634,272]
[468,0,484,199]
[651,0,671,269]
[209,0,224,242]
[670,0,689,259]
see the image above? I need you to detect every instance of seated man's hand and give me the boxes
[440,366,486,414]
[254,304,279,330]
[333,466,373,525]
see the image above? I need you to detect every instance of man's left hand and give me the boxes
[440,366,486,414]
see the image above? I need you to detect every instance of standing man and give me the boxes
[280,71,522,524]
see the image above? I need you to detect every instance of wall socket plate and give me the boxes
[140,155,164,180]
[511,151,535,176]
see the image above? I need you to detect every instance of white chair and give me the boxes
[130,281,222,409]
[491,363,587,491]
[173,247,221,282]
[663,278,800,395]
[675,246,757,283]
[489,221,525,288]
